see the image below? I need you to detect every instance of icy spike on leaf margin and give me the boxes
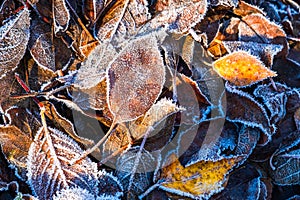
[26,127,97,200]
[0,8,30,79]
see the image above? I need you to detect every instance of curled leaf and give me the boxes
[53,0,70,33]
[213,51,277,87]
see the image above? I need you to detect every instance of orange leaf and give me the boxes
[159,153,241,199]
[212,51,277,86]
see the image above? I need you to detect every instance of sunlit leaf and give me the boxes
[158,153,241,199]
[233,0,264,16]
[0,8,30,79]
[27,127,97,200]
[213,51,277,86]
[0,125,32,168]
[107,34,165,123]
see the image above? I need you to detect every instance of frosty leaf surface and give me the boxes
[213,51,277,87]
[0,8,30,79]
[107,34,165,123]
[53,187,94,200]
[53,0,70,33]
[151,0,207,33]
[97,170,123,199]
[27,127,97,200]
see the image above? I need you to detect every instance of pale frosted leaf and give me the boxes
[0,8,30,79]
[116,146,156,198]
[97,170,123,199]
[27,127,97,200]
[107,34,165,123]
[128,98,183,140]
[29,19,55,71]
[222,41,283,67]
[0,125,32,168]
[150,0,207,33]
[53,187,94,200]
[53,0,70,33]
[95,0,150,46]
[74,42,117,89]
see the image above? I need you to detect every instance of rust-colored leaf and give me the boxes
[213,51,277,86]
[107,34,165,123]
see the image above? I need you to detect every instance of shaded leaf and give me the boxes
[82,0,105,24]
[97,170,123,199]
[0,125,32,168]
[295,107,300,131]
[27,127,97,200]
[225,83,275,144]
[211,164,262,200]
[53,0,70,33]
[158,153,241,199]
[116,146,156,199]
[107,34,165,123]
[213,51,277,87]
[0,8,30,79]
[151,0,207,33]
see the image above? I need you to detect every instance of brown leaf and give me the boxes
[0,125,32,168]
[27,127,97,200]
[158,153,241,199]
[0,8,30,79]
[151,0,207,33]
[213,51,277,86]
[233,0,264,17]
[53,0,70,33]
[107,34,165,123]
[238,13,288,56]
[294,107,300,131]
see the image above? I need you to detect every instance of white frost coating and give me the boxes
[53,187,95,200]
[26,127,98,200]
[53,0,70,34]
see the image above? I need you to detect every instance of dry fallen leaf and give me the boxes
[53,0,70,33]
[107,34,165,123]
[158,153,241,199]
[213,51,277,86]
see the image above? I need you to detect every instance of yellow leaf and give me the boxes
[213,51,277,86]
[159,153,241,198]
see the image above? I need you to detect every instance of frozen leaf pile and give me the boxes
[0,0,299,199]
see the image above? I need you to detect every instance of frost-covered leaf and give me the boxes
[222,41,283,67]
[225,83,275,144]
[107,34,165,123]
[234,126,260,157]
[53,0,70,33]
[151,0,207,33]
[0,125,32,168]
[209,0,238,7]
[27,127,97,200]
[82,0,105,23]
[254,82,290,124]
[116,146,156,199]
[28,19,55,71]
[233,0,264,17]
[238,13,288,56]
[95,0,150,46]
[213,51,277,87]
[295,107,300,131]
[53,187,94,200]
[97,170,123,199]
[0,8,30,79]
[211,164,262,200]
[269,137,300,185]
[128,98,183,140]
[158,153,241,199]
